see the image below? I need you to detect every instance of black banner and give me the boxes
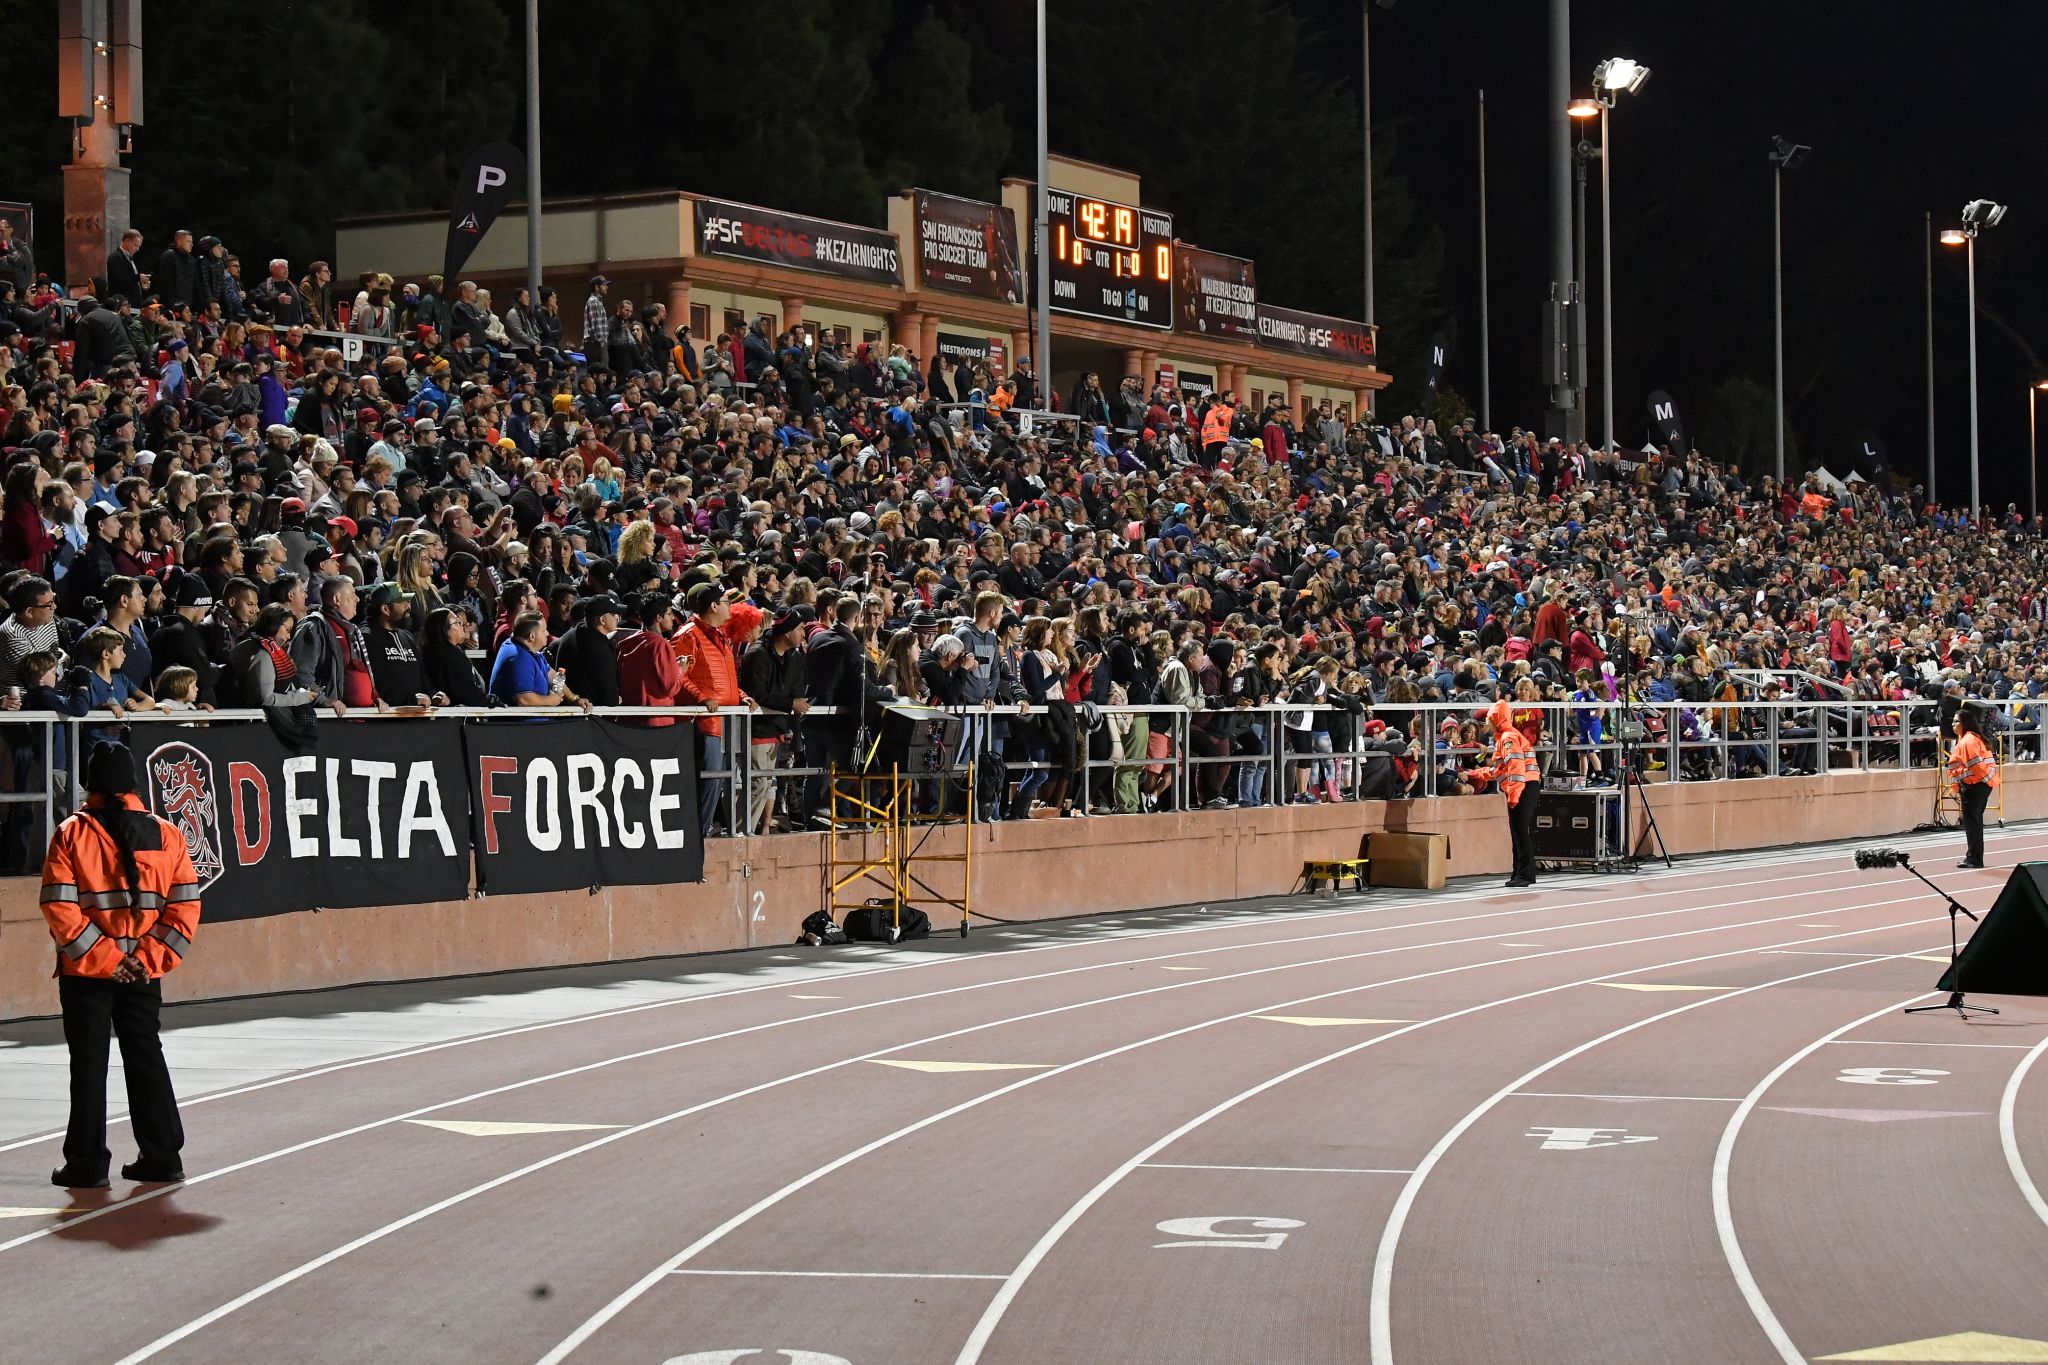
[695,197,901,286]
[443,142,524,285]
[1254,302,1376,363]
[1646,389,1686,448]
[1940,863,2048,998]
[464,720,703,896]
[1423,331,1450,401]
[1174,245,1258,342]
[142,721,471,922]
[1851,429,1894,486]
[914,190,1021,302]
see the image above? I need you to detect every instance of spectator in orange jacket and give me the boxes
[673,583,752,836]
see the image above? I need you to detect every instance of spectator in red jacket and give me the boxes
[617,592,686,726]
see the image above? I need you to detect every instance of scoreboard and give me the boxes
[1041,187,1173,330]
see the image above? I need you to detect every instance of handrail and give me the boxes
[0,695,2008,863]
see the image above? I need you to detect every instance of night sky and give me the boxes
[1272,0,2047,504]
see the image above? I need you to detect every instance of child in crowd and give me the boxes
[155,666,204,715]
[1572,666,1609,786]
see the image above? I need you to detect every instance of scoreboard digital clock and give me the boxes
[1041,187,1173,330]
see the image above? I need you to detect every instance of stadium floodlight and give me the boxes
[1593,58,1650,97]
[1769,136,1811,172]
[1963,199,2007,230]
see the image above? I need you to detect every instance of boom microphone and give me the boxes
[1855,848,1911,870]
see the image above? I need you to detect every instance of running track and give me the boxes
[5,826,2048,1364]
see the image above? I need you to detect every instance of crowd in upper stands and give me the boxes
[0,221,2043,836]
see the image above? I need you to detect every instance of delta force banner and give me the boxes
[137,716,706,922]
[463,719,704,897]
[143,721,471,922]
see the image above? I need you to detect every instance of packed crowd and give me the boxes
[0,221,2043,842]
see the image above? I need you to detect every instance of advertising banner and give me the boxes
[1173,245,1258,342]
[935,331,998,367]
[464,720,703,896]
[141,721,471,922]
[1254,303,1377,364]
[914,190,1021,302]
[443,142,524,284]
[695,197,901,286]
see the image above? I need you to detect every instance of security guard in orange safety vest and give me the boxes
[42,743,202,1190]
[1947,705,2000,871]
[1471,699,1542,888]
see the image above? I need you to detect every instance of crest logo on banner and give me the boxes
[146,740,224,892]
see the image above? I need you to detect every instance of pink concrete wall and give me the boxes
[0,764,2035,1020]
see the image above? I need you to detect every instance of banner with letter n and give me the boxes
[142,721,471,922]
[463,719,703,896]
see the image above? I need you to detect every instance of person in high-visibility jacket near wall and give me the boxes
[42,742,202,1190]
[1948,706,2000,870]
[1470,699,1542,888]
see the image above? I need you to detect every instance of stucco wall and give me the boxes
[0,764,2029,1020]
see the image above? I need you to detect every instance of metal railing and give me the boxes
[0,696,2019,870]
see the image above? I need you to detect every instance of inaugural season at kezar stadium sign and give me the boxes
[141,719,703,922]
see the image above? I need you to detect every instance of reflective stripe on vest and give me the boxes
[59,923,103,960]
[148,923,191,958]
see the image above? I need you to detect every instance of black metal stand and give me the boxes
[1898,857,1998,1018]
[1609,622,1671,871]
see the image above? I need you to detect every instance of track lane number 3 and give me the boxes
[1837,1067,1949,1086]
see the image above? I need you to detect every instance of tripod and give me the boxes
[1611,626,1672,870]
[1899,856,1998,1019]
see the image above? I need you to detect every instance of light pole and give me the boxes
[2030,380,2048,526]
[524,0,541,306]
[1925,212,1937,507]
[1032,0,1051,401]
[1568,98,1599,439]
[1478,88,1490,432]
[1363,0,1393,415]
[1942,199,2008,519]
[1769,137,1810,486]
[1591,58,1650,457]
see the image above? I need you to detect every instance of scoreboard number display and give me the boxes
[1042,187,1173,330]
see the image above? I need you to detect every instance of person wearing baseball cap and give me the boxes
[146,575,221,707]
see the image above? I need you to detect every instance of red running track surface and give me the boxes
[5,826,2048,1365]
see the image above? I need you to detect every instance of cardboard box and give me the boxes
[1367,831,1451,889]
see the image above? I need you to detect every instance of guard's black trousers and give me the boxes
[1508,792,1540,882]
[1961,781,1992,865]
[60,974,183,1178]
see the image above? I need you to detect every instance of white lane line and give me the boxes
[67,839,2033,1361]
[1138,1163,1413,1175]
[535,905,1965,1365]
[0,851,1738,1157]
[6,852,1895,1257]
[1372,958,1939,1365]
[114,893,1885,1365]
[1760,950,1896,959]
[1998,1037,2048,1231]
[670,1269,1006,1281]
[1511,1092,1741,1103]
[1829,1039,2037,1050]
[958,931,1952,1365]
[1711,994,1934,1365]
[3,818,2008,1157]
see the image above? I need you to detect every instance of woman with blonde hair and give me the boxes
[616,518,657,566]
